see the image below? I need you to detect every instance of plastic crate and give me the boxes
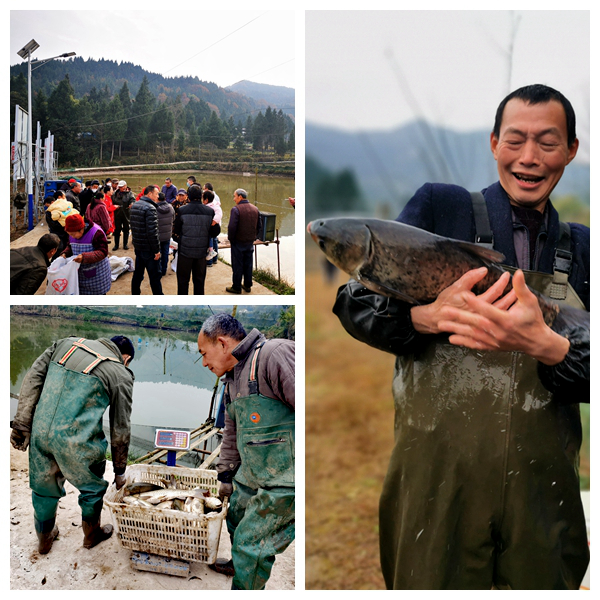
[104,464,226,564]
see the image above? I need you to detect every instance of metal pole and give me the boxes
[27,51,34,231]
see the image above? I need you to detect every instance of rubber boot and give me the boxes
[37,526,60,554]
[82,518,114,549]
[112,234,120,251]
[209,558,235,576]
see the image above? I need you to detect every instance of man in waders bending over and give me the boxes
[198,314,295,590]
[334,84,589,589]
[10,336,135,554]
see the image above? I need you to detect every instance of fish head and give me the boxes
[308,218,371,276]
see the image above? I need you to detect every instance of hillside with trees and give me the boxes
[9,58,294,170]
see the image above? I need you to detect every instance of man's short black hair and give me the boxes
[143,185,157,196]
[202,190,215,203]
[204,182,213,191]
[53,190,66,200]
[111,335,135,361]
[200,314,247,343]
[37,233,60,253]
[493,84,577,147]
[188,184,203,201]
[187,175,197,183]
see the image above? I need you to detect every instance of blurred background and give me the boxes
[304,10,590,590]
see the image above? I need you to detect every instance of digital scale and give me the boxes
[154,429,190,467]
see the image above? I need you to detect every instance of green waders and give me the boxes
[379,270,589,589]
[29,339,119,535]
[226,343,295,590]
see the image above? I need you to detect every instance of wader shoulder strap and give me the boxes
[470,192,573,300]
[58,338,121,374]
[549,221,573,301]
[470,191,494,248]
[247,342,266,395]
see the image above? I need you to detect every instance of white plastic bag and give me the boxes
[171,252,178,273]
[46,256,80,295]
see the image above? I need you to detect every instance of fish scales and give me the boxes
[308,217,588,330]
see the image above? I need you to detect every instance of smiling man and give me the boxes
[334,84,589,589]
[197,313,295,590]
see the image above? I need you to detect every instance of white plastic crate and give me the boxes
[104,464,226,564]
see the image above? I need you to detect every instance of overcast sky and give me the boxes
[306,10,589,161]
[10,8,295,89]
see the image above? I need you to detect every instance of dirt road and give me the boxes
[9,442,294,590]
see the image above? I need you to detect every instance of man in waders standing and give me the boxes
[334,84,589,589]
[197,314,295,590]
[10,336,135,554]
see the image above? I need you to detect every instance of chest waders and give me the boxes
[225,342,295,590]
[29,339,120,534]
[379,197,589,589]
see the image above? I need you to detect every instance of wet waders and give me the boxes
[225,343,295,590]
[29,339,120,548]
[379,211,589,589]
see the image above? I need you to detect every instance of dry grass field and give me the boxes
[305,247,395,590]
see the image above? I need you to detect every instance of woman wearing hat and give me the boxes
[62,214,112,295]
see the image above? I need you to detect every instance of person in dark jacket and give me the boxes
[65,180,81,212]
[172,184,219,295]
[10,234,60,294]
[44,195,69,257]
[79,179,100,217]
[112,180,136,250]
[156,192,175,276]
[226,188,262,294]
[130,185,163,295]
[333,84,589,590]
[161,177,178,204]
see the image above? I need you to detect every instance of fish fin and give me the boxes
[453,240,505,264]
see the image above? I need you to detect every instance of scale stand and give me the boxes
[130,429,193,576]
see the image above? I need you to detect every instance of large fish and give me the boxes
[307,217,588,330]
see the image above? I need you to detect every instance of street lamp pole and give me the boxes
[16,40,75,231]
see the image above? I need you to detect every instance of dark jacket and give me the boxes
[228,200,261,245]
[173,201,218,259]
[65,189,80,212]
[130,196,160,254]
[10,245,50,294]
[156,200,175,243]
[161,184,178,204]
[333,181,590,401]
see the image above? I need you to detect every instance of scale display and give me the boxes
[154,429,190,451]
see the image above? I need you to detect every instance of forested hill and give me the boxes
[9,57,294,120]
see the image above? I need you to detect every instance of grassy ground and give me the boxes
[305,254,395,590]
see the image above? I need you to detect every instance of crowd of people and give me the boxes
[11,176,265,296]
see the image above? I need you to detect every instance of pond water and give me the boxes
[75,171,296,284]
[10,314,223,465]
